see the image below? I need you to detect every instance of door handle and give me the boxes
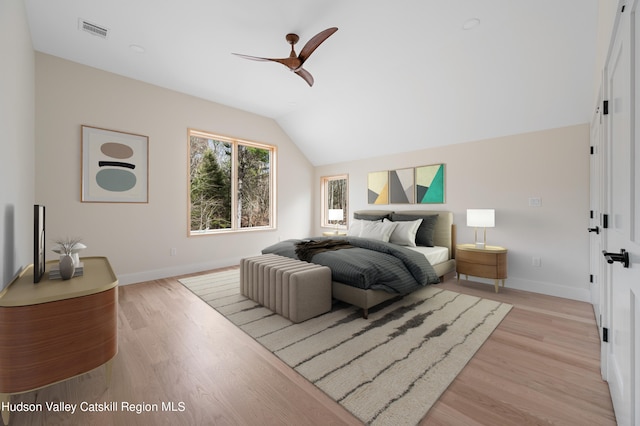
[602,249,630,268]
[588,226,600,234]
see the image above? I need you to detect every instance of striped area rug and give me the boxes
[179,269,512,425]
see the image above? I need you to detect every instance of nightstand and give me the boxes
[322,231,347,236]
[456,244,508,292]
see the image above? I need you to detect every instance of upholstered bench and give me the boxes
[239,254,332,323]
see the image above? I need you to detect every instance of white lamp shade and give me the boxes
[466,209,495,228]
[328,209,344,221]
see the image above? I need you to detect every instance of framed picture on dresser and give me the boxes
[33,204,45,283]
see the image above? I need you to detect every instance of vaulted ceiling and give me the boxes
[24,0,598,166]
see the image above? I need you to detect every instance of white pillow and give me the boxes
[359,219,398,242]
[385,218,423,247]
[347,218,380,236]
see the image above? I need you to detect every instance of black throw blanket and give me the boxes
[295,239,353,262]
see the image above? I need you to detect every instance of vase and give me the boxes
[59,254,76,280]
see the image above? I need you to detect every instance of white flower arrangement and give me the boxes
[52,237,86,266]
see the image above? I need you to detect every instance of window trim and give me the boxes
[320,174,348,229]
[188,128,277,236]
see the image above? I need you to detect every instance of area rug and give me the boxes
[179,269,512,425]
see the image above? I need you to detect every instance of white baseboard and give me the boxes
[455,275,591,302]
[119,261,593,304]
[116,256,244,286]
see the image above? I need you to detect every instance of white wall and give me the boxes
[0,0,35,289]
[594,0,620,103]
[314,125,591,301]
[35,53,314,284]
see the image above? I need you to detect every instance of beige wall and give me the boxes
[32,54,592,298]
[0,0,35,289]
[35,53,314,284]
[314,125,591,301]
[7,1,607,298]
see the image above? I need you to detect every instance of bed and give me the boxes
[262,210,456,318]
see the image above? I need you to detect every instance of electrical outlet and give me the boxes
[532,256,541,267]
[170,248,177,256]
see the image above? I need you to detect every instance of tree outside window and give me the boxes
[189,129,275,235]
[321,174,348,229]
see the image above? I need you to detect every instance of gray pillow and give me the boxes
[390,213,438,246]
[354,212,390,221]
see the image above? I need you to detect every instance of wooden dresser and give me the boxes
[456,244,508,293]
[0,257,118,425]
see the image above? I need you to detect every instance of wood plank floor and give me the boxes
[7,270,616,425]
[425,277,616,426]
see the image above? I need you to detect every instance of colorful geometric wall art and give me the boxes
[389,168,415,204]
[415,164,445,204]
[81,125,149,203]
[367,171,389,204]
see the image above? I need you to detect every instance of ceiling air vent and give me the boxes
[79,19,109,39]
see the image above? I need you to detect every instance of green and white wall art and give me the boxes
[368,163,445,205]
[415,163,445,204]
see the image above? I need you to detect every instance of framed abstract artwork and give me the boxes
[415,163,445,204]
[367,171,389,204]
[389,168,415,204]
[81,125,149,203]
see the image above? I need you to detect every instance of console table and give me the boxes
[0,257,118,425]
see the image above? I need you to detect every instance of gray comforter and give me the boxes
[261,236,440,294]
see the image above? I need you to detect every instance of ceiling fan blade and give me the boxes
[298,27,338,64]
[295,68,314,87]
[232,53,272,62]
[233,53,301,70]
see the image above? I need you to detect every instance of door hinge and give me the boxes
[603,327,609,342]
[590,274,594,283]
[603,100,609,115]
[590,146,595,155]
[621,4,626,13]
[602,214,609,229]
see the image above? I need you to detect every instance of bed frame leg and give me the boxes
[362,308,368,319]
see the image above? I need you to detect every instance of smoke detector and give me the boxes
[78,19,109,39]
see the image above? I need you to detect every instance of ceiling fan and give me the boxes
[233,27,338,87]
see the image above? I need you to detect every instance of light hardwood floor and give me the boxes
[8,270,616,425]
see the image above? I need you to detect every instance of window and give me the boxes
[321,174,348,229]
[188,129,276,235]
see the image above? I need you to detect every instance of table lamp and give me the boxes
[467,209,495,249]
[328,209,344,234]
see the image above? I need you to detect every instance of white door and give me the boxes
[603,2,640,424]
[589,97,604,328]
